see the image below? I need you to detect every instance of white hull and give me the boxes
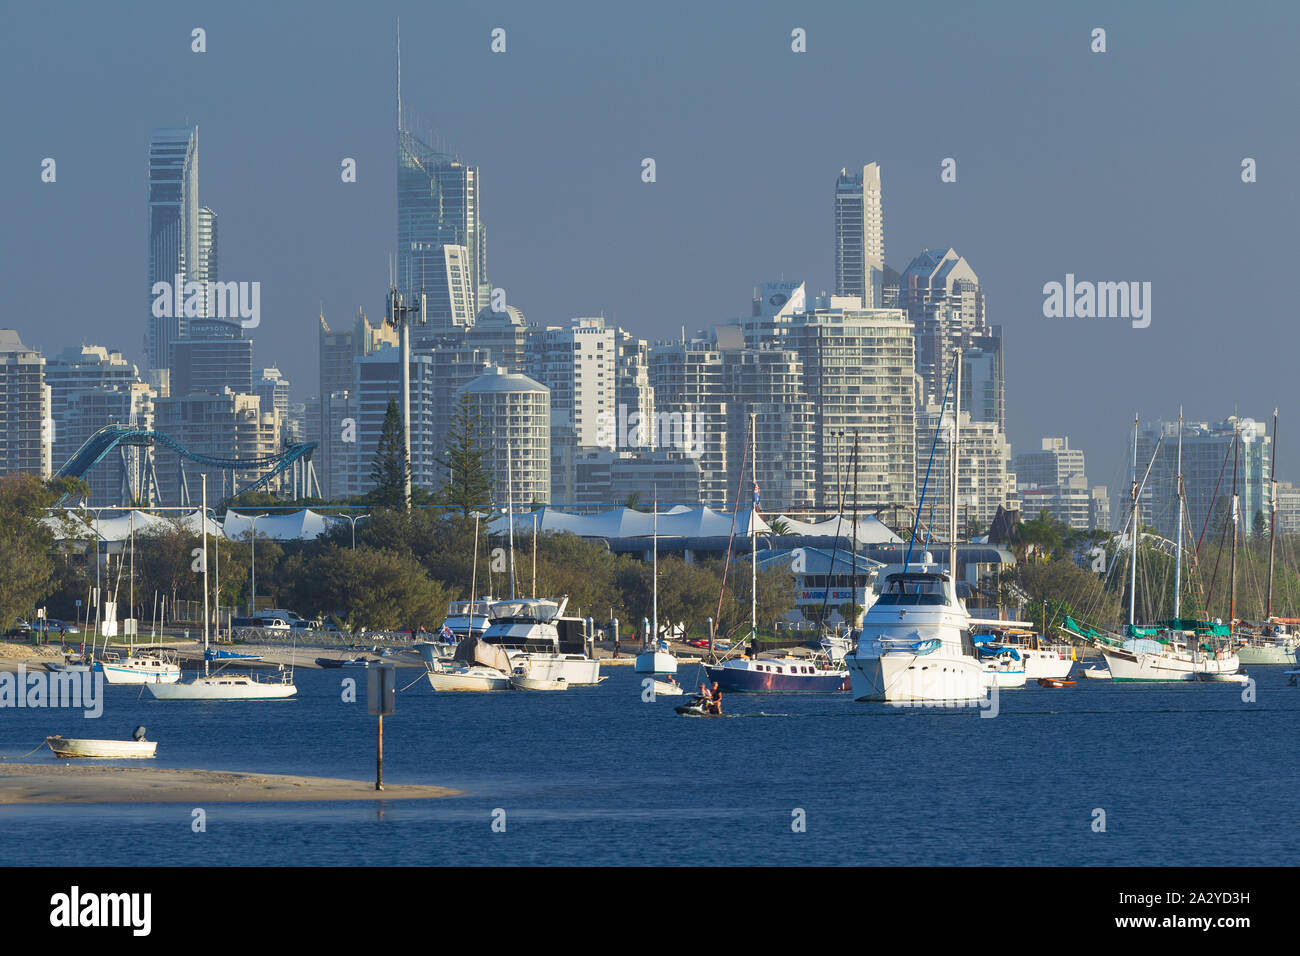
[147,674,297,699]
[1235,643,1297,665]
[425,666,511,692]
[984,665,1027,688]
[1082,666,1111,679]
[1021,649,1075,680]
[634,650,678,674]
[46,736,157,758]
[847,652,986,703]
[101,658,181,684]
[511,653,601,686]
[1103,648,1240,682]
[510,675,568,691]
[651,679,684,696]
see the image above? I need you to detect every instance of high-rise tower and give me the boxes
[834,163,884,308]
[146,126,199,372]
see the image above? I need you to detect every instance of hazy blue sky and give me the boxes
[2,0,1297,490]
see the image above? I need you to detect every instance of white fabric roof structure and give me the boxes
[488,506,771,539]
[44,509,221,541]
[771,514,903,545]
[222,510,335,541]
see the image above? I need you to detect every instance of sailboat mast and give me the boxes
[750,411,758,643]
[1267,409,1279,619]
[470,512,479,606]
[1229,428,1240,626]
[128,510,135,654]
[1174,411,1184,620]
[506,440,516,600]
[1129,415,1138,628]
[652,486,658,650]
[949,349,961,587]
[851,431,860,628]
[201,474,210,677]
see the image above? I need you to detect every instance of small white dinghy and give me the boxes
[1082,666,1112,680]
[651,678,684,696]
[46,726,157,759]
[510,672,568,691]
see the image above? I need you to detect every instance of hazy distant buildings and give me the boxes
[170,318,253,398]
[1134,417,1271,539]
[834,164,885,308]
[312,311,398,499]
[898,248,993,412]
[915,405,1012,534]
[0,330,51,478]
[648,338,730,506]
[153,390,279,504]
[1012,438,1110,531]
[146,127,200,372]
[46,345,154,504]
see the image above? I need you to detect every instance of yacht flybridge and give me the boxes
[480,597,602,685]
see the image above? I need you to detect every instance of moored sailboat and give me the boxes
[147,476,297,701]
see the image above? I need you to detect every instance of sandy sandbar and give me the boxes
[0,763,460,804]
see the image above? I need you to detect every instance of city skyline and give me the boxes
[3,1,1297,488]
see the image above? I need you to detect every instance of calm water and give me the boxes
[1,664,1296,866]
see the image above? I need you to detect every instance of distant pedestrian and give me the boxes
[614,638,620,658]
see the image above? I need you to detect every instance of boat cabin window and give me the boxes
[874,573,949,606]
[489,600,560,623]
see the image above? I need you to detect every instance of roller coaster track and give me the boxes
[55,424,317,503]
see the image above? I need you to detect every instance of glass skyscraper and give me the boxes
[397,127,486,335]
[147,126,200,372]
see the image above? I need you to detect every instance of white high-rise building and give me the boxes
[0,330,52,479]
[787,298,915,510]
[834,163,884,308]
[528,318,617,450]
[459,367,551,508]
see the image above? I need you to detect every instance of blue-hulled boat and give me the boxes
[702,655,850,693]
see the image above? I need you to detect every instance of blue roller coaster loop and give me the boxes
[55,424,317,502]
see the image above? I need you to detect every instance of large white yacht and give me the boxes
[846,566,988,702]
[480,597,601,685]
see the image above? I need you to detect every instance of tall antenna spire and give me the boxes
[396,17,402,133]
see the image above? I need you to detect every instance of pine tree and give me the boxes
[368,398,410,510]
[436,394,494,516]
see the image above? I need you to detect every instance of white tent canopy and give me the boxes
[222,510,336,541]
[44,509,221,542]
[771,513,902,545]
[488,506,771,539]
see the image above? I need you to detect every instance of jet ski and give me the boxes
[674,695,724,717]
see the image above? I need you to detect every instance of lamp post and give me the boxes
[248,513,268,616]
[343,512,371,550]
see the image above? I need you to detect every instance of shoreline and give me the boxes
[0,763,461,805]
